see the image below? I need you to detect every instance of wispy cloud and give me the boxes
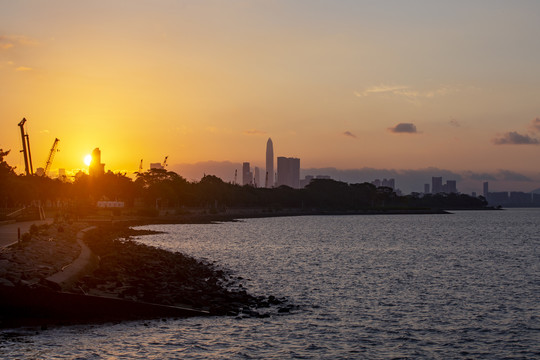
[388,123,418,134]
[242,129,267,135]
[355,84,454,102]
[0,35,37,50]
[497,170,533,182]
[15,66,32,72]
[343,131,356,138]
[492,131,539,145]
[462,171,497,181]
[354,84,408,97]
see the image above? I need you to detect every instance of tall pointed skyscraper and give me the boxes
[265,138,274,188]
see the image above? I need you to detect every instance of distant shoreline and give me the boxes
[112,206,502,226]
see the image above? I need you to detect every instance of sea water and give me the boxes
[1,209,539,359]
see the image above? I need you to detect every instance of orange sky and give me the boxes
[1,1,539,190]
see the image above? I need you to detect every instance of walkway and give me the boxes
[0,219,52,248]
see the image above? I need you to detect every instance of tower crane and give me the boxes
[17,118,33,175]
[162,156,168,168]
[138,159,143,173]
[44,138,60,177]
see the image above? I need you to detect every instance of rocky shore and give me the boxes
[77,224,284,316]
[0,223,85,288]
[0,221,288,328]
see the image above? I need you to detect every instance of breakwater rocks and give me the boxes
[77,224,287,318]
[0,222,289,327]
[0,223,84,288]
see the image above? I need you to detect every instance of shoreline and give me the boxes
[0,221,287,328]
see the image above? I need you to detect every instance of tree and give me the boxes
[0,149,15,177]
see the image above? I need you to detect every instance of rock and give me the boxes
[0,278,15,287]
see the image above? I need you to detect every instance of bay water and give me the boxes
[1,209,539,359]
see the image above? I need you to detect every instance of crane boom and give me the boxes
[44,138,60,176]
[18,118,33,175]
[138,159,143,173]
[162,156,168,168]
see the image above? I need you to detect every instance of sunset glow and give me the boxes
[84,155,92,167]
[1,1,539,193]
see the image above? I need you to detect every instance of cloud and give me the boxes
[497,170,532,182]
[242,129,267,135]
[462,171,497,181]
[388,123,418,134]
[15,66,32,72]
[354,84,455,102]
[0,36,14,50]
[0,35,37,50]
[492,131,539,145]
[449,119,460,127]
[354,85,409,97]
[0,42,13,50]
[343,131,356,138]
[530,117,540,132]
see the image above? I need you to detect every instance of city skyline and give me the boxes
[1,1,539,192]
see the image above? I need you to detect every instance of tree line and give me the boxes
[0,148,488,216]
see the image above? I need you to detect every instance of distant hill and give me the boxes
[531,188,540,194]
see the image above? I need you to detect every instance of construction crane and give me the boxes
[44,138,60,176]
[162,156,168,168]
[138,159,143,173]
[18,118,33,175]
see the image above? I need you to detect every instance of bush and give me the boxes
[20,232,31,242]
[29,224,39,234]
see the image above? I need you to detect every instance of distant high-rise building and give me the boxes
[150,163,164,170]
[445,180,457,194]
[432,176,443,194]
[424,184,430,194]
[382,178,395,190]
[483,182,489,198]
[266,138,274,188]
[277,156,300,188]
[372,179,381,187]
[254,167,260,187]
[89,148,105,177]
[242,162,252,186]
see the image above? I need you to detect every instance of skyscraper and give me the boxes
[254,167,260,187]
[432,176,443,194]
[277,156,300,188]
[445,180,457,194]
[89,148,105,177]
[266,138,274,188]
[242,162,252,186]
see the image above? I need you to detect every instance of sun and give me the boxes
[84,154,92,166]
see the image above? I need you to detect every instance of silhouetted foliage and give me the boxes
[0,155,490,214]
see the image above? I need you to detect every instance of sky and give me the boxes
[1,1,539,193]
